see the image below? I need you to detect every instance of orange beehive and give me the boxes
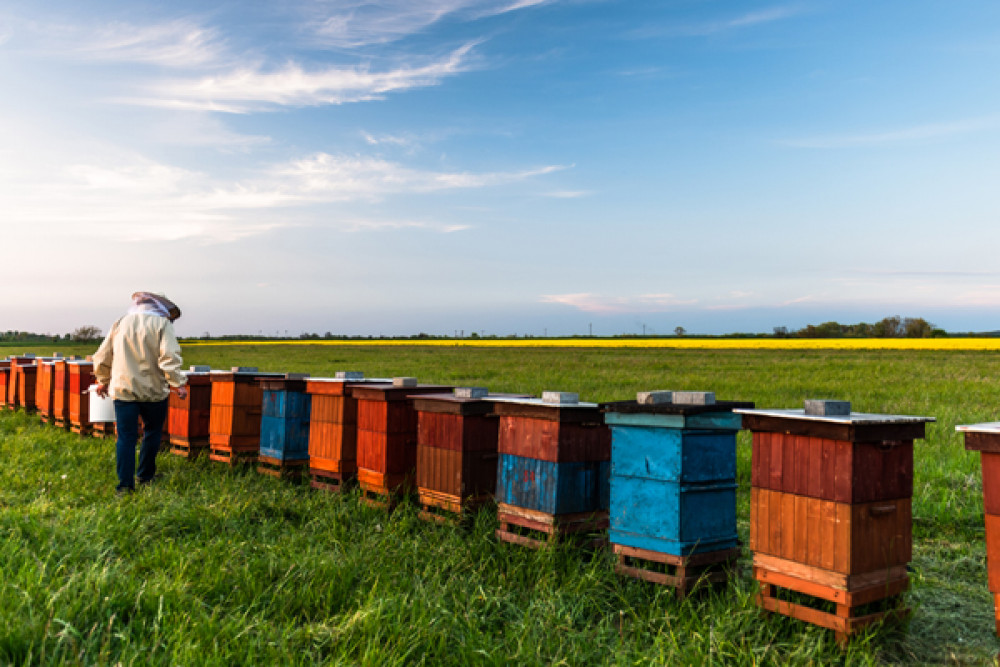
[305,375,389,491]
[35,359,59,423]
[67,361,96,434]
[51,359,73,428]
[958,423,1000,635]
[351,379,452,506]
[168,368,213,458]
[738,403,933,644]
[208,368,283,464]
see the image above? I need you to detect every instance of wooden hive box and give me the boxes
[67,361,95,433]
[351,382,452,496]
[496,454,609,515]
[602,398,753,557]
[412,390,532,516]
[957,423,1000,634]
[0,360,10,408]
[51,359,72,427]
[35,360,59,422]
[168,370,213,455]
[15,358,39,412]
[258,375,312,462]
[208,369,284,462]
[738,406,933,643]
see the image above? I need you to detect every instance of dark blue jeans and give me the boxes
[114,399,168,491]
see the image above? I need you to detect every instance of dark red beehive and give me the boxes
[67,361,95,434]
[351,380,452,503]
[168,369,213,458]
[958,424,1000,635]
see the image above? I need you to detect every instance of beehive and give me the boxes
[35,360,58,423]
[51,359,73,428]
[167,368,213,458]
[256,375,312,478]
[957,422,1000,635]
[9,356,38,412]
[0,360,11,408]
[738,404,933,643]
[67,361,95,434]
[412,389,531,520]
[208,368,283,464]
[350,380,453,505]
[492,394,610,547]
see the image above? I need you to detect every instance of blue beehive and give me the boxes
[259,375,312,461]
[603,393,752,557]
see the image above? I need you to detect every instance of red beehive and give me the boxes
[412,388,532,521]
[0,360,11,408]
[958,423,1000,635]
[13,357,39,412]
[67,361,96,434]
[208,368,283,464]
[351,379,452,505]
[168,368,213,458]
[494,398,611,463]
[738,403,933,644]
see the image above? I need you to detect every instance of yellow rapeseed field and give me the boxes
[182,337,1000,350]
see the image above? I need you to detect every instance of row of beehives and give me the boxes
[3,353,999,646]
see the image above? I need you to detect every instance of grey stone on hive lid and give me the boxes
[53,352,63,358]
[232,366,258,372]
[673,391,715,405]
[455,387,489,399]
[23,353,36,359]
[335,371,365,380]
[286,372,310,379]
[805,399,851,416]
[637,390,673,405]
[189,365,211,373]
[543,391,579,405]
[393,377,418,387]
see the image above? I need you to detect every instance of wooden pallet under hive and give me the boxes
[496,502,608,549]
[614,544,740,598]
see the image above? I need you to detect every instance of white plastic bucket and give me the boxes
[88,385,116,422]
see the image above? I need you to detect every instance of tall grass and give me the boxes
[2,344,999,664]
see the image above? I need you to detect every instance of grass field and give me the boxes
[1,342,999,665]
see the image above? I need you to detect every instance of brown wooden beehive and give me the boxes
[168,370,213,458]
[739,406,933,644]
[67,361,96,434]
[208,369,283,464]
[958,424,1000,635]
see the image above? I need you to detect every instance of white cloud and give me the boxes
[82,20,223,66]
[540,292,696,314]
[783,116,1000,149]
[133,43,476,112]
[312,0,555,48]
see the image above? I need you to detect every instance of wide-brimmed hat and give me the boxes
[131,292,181,320]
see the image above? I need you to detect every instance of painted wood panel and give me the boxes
[751,431,912,503]
[750,488,911,575]
[497,416,610,463]
[610,426,735,483]
[259,385,311,461]
[496,453,609,515]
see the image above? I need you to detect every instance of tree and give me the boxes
[674,326,686,337]
[71,325,102,342]
[903,317,934,338]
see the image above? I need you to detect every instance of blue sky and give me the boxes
[3,1,1000,337]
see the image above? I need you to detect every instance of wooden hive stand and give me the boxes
[614,544,740,598]
[257,454,308,481]
[417,488,490,525]
[496,503,608,549]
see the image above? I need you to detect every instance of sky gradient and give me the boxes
[3,1,1000,338]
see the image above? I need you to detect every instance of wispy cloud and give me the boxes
[44,19,225,67]
[540,292,696,314]
[783,116,1000,149]
[543,190,590,198]
[312,0,555,48]
[631,4,804,39]
[133,43,476,112]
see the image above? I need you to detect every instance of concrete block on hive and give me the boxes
[189,365,211,373]
[637,391,673,405]
[543,391,579,405]
[393,377,418,387]
[455,387,489,399]
[286,372,310,379]
[232,366,258,372]
[673,391,715,406]
[335,371,364,380]
[805,399,851,416]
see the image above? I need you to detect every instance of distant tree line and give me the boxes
[773,316,945,339]
[1,327,102,344]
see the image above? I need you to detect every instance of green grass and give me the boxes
[2,344,999,664]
